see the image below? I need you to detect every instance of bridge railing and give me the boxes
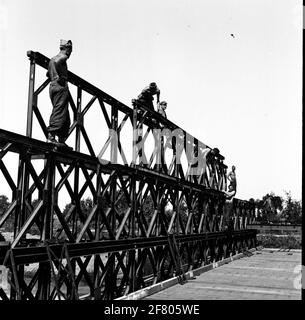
[26,50,133,160]
[0,51,257,300]
[132,101,227,191]
[26,51,227,192]
[0,128,257,300]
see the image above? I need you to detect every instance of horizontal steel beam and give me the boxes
[0,128,228,197]
[133,100,222,158]
[0,230,256,266]
[27,51,132,117]
[26,50,226,161]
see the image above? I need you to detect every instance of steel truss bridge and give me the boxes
[0,51,257,300]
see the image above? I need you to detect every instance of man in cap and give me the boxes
[46,39,73,147]
[157,101,167,119]
[206,147,220,164]
[136,82,160,112]
[225,184,236,200]
[227,165,237,191]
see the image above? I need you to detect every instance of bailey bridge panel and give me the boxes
[0,51,257,300]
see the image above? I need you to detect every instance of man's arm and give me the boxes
[157,102,161,111]
[225,190,236,200]
[138,86,149,99]
[227,172,232,181]
[54,55,68,85]
[47,59,58,80]
[156,88,160,103]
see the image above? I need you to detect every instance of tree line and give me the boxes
[0,190,302,238]
[251,191,302,224]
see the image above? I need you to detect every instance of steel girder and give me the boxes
[0,51,257,300]
[25,50,227,190]
[0,129,257,300]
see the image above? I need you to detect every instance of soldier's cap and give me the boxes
[149,82,157,87]
[60,39,73,48]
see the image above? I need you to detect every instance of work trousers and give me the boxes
[48,83,71,140]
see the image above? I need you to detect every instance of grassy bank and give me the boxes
[257,234,302,249]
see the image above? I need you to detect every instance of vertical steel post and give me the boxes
[110,104,118,238]
[13,57,36,290]
[173,133,180,235]
[73,88,82,239]
[155,180,160,236]
[36,155,54,299]
[93,164,102,299]
[104,105,119,299]
[75,87,82,152]
[26,57,36,138]
[42,155,55,240]
[110,106,118,164]
[71,88,82,298]
[128,176,137,293]
[17,55,36,238]
[132,106,138,165]
[191,138,198,183]
[155,128,162,172]
[70,155,80,298]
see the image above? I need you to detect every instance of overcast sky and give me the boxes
[0,0,302,202]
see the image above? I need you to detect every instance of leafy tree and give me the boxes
[0,195,14,232]
[0,195,8,239]
[142,195,154,222]
[254,191,301,225]
[0,195,10,216]
[256,193,283,223]
[60,198,95,233]
[62,197,94,217]
[26,199,42,235]
[80,197,94,216]
[281,191,302,224]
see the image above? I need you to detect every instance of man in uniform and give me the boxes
[227,165,237,191]
[223,184,236,230]
[46,39,72,147]
[136,82,160,111]
[157,100,167,119]
[225,184,236,200]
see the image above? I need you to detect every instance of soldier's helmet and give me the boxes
[160,101,167,108]
[60,39,73,49]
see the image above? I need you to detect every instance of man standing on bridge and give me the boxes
[225,184,236,200]
[157,101,167,119]
[227,165,237,191]
[136,82,160,112]
[46,39,72,147]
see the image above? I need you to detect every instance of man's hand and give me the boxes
[57,78,66,86]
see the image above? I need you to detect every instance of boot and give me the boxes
[47,132,58,143]
[58,137,71,149]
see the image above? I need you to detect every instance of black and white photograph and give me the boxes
[0,0,302,306]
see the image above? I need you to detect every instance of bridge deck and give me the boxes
[143,249,301,300]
